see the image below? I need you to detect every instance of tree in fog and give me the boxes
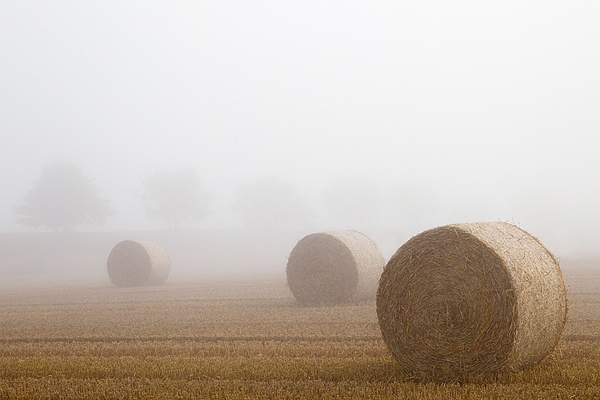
[321,178,383,228]
[13,163,115,231]
[141,168,211,229]
[232,177,311,229]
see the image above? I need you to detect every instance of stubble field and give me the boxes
[0,261,599,399]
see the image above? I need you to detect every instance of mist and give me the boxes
[1,1,600,284]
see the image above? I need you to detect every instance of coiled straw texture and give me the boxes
[376,222,567,381]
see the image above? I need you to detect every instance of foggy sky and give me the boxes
[1,1,599,255]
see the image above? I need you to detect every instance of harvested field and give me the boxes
[0,260,599,399]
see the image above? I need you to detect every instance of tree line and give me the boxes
[12,163,314,231]
[13,162,437,232]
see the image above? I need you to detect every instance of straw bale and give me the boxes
[107,240,170,287]
[376,222,567,381]
[286,230,385,305]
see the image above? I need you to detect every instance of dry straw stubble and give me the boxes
[107,240,170,287]
[286,230,385,305]
[376,222,567,381]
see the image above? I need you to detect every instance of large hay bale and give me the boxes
[286,230,385,305]
[376,222,567,381]
[107,240,170,287]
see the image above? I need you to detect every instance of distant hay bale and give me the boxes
[107,240,170,287]
[376,222,567,381]
[286,230,385,305]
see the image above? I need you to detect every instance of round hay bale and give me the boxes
[107,240,170,287]
[286,230,385,305]
[376,222,567,381]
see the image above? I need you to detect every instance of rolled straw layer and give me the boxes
[287,230,385,305]
[107,240,170,287]
[376,222,567,381]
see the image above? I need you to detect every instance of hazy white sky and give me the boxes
[1,1,599,254]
